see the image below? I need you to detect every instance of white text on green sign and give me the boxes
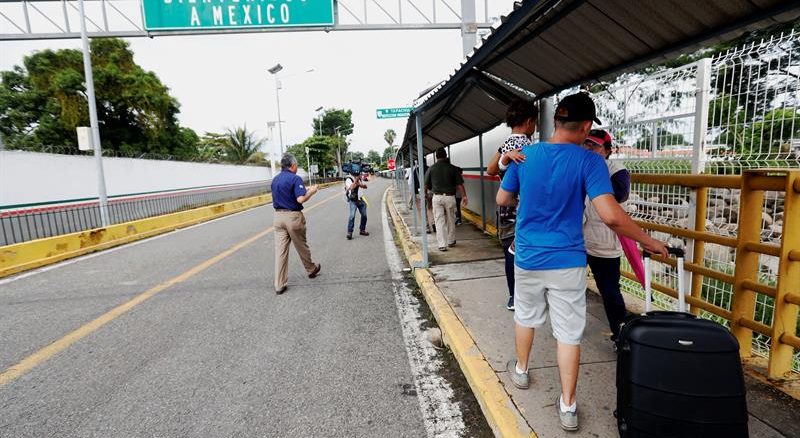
[142,0,335,31]
[376,107,413,119]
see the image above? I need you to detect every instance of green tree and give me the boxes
[312,108,354,137]
[349,151,365,162]
[221,125,264,164]
[197,132,226,162]
[286,135,340,172]
[366,149,381,164]
[0,38,198,158]
[382,146,395,162]
[383,128,396,148]
[634,126,688,150]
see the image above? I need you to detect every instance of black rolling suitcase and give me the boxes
[616,248,748,437]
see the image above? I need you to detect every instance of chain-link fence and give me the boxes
[590,31,799,373]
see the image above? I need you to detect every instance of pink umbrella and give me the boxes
[619,235,645,287]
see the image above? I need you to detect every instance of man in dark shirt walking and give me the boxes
[271,154,322,295]
[424,148,468,251]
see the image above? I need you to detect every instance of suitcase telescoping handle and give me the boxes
[642,248,686,313]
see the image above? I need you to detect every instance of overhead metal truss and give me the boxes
[0,0,493,40]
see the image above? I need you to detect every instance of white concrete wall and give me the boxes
[0,150,275,207]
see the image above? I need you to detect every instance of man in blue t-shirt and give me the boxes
[271,154,322,295]
[497,92,667,431]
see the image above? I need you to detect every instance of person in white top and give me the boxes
[582,129,631,343]
[486,98,538,311]
[345,169,369,239]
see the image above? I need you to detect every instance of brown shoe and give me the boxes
[308,263,321,278]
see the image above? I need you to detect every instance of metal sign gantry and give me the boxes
[0,0,493,41]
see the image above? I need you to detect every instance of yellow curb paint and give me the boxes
[0,195,271,278]
[386,193,536,438]
[0,181,340,279]
[461,207,498,237]
[0,193,339,387]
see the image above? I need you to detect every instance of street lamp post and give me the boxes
[267,121,278,175]
[78,0,109,227]
[334,125,352,178]
[268,64,284,156]
[334,126,343,178]
[315,106,323,136]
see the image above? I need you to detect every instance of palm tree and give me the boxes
[384,129,397,148]
[223,125,264,164]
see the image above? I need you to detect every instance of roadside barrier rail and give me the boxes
[0,176,342,247]
[630,169,799,380]
[0,182,269,246]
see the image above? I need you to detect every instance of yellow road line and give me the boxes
[0,192,339,387]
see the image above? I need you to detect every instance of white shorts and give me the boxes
[514,266,587,345]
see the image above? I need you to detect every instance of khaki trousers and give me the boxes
[274,211,316,290]
[411,194,434,231]
[432,194,457,249]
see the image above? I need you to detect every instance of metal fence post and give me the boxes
[650,121,658,158]
[415,114,429,268]
[478,133,486,231]
[411,154,418,234]
[688,58,712,314]
[538,97,554,141]
[768,170,800,379]
[730,171,765,359]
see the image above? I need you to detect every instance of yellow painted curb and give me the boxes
[461,206,498,237]
[0,194,273,278]
[386,192,535,438]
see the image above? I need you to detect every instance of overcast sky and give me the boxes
[1,0,516,160]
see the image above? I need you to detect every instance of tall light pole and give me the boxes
[268,64,284,157]
[334,126,343,177]
[315,106,323,136]
[78,0,109,227]
[334,125,352,178]
[267,121,278,175]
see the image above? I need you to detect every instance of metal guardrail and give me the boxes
[0,176,344,246]
[629,170,799,380]
[0,182,269,246]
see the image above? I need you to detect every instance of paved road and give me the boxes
[0,179,462,437]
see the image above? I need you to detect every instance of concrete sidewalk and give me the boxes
[387,188,798,438]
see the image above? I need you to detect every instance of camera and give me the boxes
[342,161,363,175]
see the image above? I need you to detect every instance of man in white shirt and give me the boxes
[345,169,369,240]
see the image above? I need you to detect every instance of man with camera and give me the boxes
[345,166,369,240]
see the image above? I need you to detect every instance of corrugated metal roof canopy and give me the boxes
[400,0,800,156]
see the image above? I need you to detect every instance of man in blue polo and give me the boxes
[497,92,667,431]
[271,154,321,295]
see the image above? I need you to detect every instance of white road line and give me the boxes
[381,187,466,438]
[0,204,270,286]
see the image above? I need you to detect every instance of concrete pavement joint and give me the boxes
[0,192,341,387]
[386,190,536,438]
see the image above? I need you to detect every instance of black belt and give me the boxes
[275,208,300,212]
[433,192,455,196]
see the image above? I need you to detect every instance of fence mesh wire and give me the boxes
[591,31,799,373]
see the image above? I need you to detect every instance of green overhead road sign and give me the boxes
[376,107,413,119]
[142,0,335,31]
